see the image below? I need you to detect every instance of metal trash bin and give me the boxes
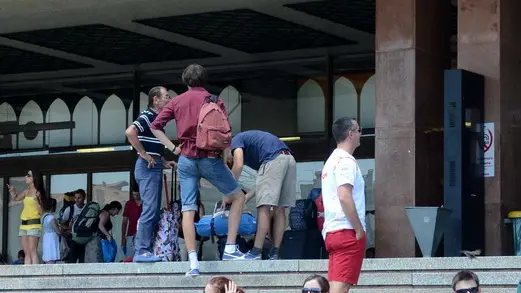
[507,211,521,256]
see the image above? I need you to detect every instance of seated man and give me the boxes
[452,270,481,293]
[228,130,296,260]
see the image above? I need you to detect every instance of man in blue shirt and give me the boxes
[125,86,174,263]
[228,130,296,260]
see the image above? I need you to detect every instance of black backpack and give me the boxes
[72,202,100,244]
[289,199,318,231]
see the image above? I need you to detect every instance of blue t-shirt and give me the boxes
[230,130,290,171]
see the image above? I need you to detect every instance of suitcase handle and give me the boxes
[163,173,170,211]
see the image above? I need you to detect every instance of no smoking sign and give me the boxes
[484,128,493,153]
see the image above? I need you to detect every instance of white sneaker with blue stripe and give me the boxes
[185,269,200,277]
[244,251,261,260]
[222,246,246,260]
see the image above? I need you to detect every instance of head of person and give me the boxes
[102,201,122,216]
[452,270,481,293]
[147,86,170,110]
[131,190,141,201]
[17,250,25,263]
[74,189,86,207]
[332,117,362,149]
[25,169,44,190]
[64,191,75,204]
[302,275,330,293]
[182,64,207,88]
[42,197,57,213]
[25,169,47,201]
[204,276,245,293]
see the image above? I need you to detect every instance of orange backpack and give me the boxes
[196,95,232,151]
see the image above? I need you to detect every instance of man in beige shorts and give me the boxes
[228,130,296,260]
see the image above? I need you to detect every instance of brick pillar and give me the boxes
[374,0,452,257]
[458,0,521,255]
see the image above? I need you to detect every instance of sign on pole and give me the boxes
[483,122,494,177]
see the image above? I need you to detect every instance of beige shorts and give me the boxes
[255,153,297,208]
[18,228,41,237]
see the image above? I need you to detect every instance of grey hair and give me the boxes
[147,86,165,107]
[332,117,357,143]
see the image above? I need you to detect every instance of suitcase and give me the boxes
[280,229,328,259]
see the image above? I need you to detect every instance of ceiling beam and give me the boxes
[102,20,321,76]
[250,4,374,51]
[0,37,120,68]
[1,45,365,84]
[103,20,250,58]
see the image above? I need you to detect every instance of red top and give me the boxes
[150,87,228,158]
[123,200,142,236]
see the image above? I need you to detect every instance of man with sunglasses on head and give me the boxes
[321,117,365,293]
[452,270,481,293]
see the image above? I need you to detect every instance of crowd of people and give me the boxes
[5,63,484,293]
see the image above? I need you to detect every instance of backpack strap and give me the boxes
[68,205,75,222]
[206,94,219,103]
[42,213,50,223]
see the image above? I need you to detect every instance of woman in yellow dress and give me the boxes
[8,170,46,264]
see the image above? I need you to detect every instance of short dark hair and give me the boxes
[303,275,330,292]
[452,270,480,290]
[18,250,25,258]
[147,86,165,107]
[332,117,357,143]
[74,189,86,199]
[181,64,207,87]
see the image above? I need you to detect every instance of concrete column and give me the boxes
[458,0,521,255]
[374,0,451,257]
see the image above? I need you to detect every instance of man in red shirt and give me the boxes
[121,189,142,257]
[151,64,246,277]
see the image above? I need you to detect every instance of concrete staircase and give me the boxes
[1,256,519,292]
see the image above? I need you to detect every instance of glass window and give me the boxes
[296,161,324,199]
[92,171,130,262]
[50,174,88,223]
[358,159,375,251]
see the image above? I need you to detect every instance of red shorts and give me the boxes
[325,229,365,285]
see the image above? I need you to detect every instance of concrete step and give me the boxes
[1,256,520,292]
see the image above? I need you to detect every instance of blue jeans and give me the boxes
[134,157,163,254]
[178,155,240,212]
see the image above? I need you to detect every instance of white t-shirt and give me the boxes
[61,204,85,223]
[321,148,366,239]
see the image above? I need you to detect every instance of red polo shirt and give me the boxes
[123,200,142,236]
[150,87,228,158]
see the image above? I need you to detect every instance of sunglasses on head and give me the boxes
[302,289,321,293]
[456,287,479,293]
